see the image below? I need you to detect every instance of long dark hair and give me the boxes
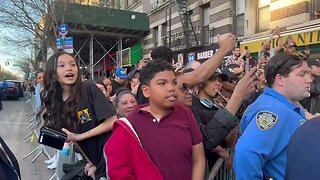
[38,51,82,131]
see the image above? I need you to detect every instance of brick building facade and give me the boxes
[71,0,320,61]
[240,0,320,57]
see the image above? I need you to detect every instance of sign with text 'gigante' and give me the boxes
[240,29,320,53]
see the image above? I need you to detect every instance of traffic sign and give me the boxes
[56,36,73,53]
[64,37,73,53]
[57,37,63,49]
[59,23,68,36]
[64,37,73,49]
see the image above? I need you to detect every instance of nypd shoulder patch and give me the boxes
[256,111,278,130]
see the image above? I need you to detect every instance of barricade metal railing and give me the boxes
[23,94,50,163]
[207,158,236,180]
[207,149,236,180]
[24,92,80,180]
[23,94,59,179]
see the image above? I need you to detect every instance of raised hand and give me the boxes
[233,67,259,100]
[217,33,236,52]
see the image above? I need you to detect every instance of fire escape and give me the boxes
[174,0,199,48]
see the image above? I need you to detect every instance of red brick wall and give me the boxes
[271,1,309,21]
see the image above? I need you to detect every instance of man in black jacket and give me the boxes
[175,67,259,169]
[300,58,320,114]
[0,136,21,180]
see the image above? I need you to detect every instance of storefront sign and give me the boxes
[173,45,218,65]
[197,50,214,60]
[240,29,320,53]
[188,52,195,62]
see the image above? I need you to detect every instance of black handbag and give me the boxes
[62,160,92,180]
[38,126,67,150]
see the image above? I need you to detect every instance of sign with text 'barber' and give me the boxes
[59,23,68,36]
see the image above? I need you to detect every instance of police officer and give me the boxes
[234,53,312,180]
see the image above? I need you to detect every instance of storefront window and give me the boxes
[258,0,270,32]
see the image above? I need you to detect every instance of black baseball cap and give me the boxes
[127,69,140,80]
[221,64,241,81]
[306,58,320,67]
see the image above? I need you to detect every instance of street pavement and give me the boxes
[0,96,54,180]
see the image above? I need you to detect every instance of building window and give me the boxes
[258,0,270,32]
[312,0,320,20]
[161,23,167,46]
[151,0,159,8]
[203,5,210,45]
[203,6,210,27]
[153,27,159,47]
[235,0,245,36]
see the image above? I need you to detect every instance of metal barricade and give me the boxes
[207,157,236,180]
[207,149,236,180]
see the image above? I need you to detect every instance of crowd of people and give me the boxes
[1,29,320,180]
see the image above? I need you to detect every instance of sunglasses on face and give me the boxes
[178,83,195,93]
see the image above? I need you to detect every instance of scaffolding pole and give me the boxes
[90,33,94,79]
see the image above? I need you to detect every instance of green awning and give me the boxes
[54,2,149,35]
[130,43,143,65]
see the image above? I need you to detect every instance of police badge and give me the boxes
[256,111,278,130]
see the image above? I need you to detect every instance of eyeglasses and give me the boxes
[178,83,195,93]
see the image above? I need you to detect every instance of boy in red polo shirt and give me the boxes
[105,60,205,180]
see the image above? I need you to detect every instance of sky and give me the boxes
[0,0,40,78]
[0,28,31,78]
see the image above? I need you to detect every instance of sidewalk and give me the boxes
[0,97,54,180]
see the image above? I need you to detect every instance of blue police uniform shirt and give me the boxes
[234,87,306,180]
